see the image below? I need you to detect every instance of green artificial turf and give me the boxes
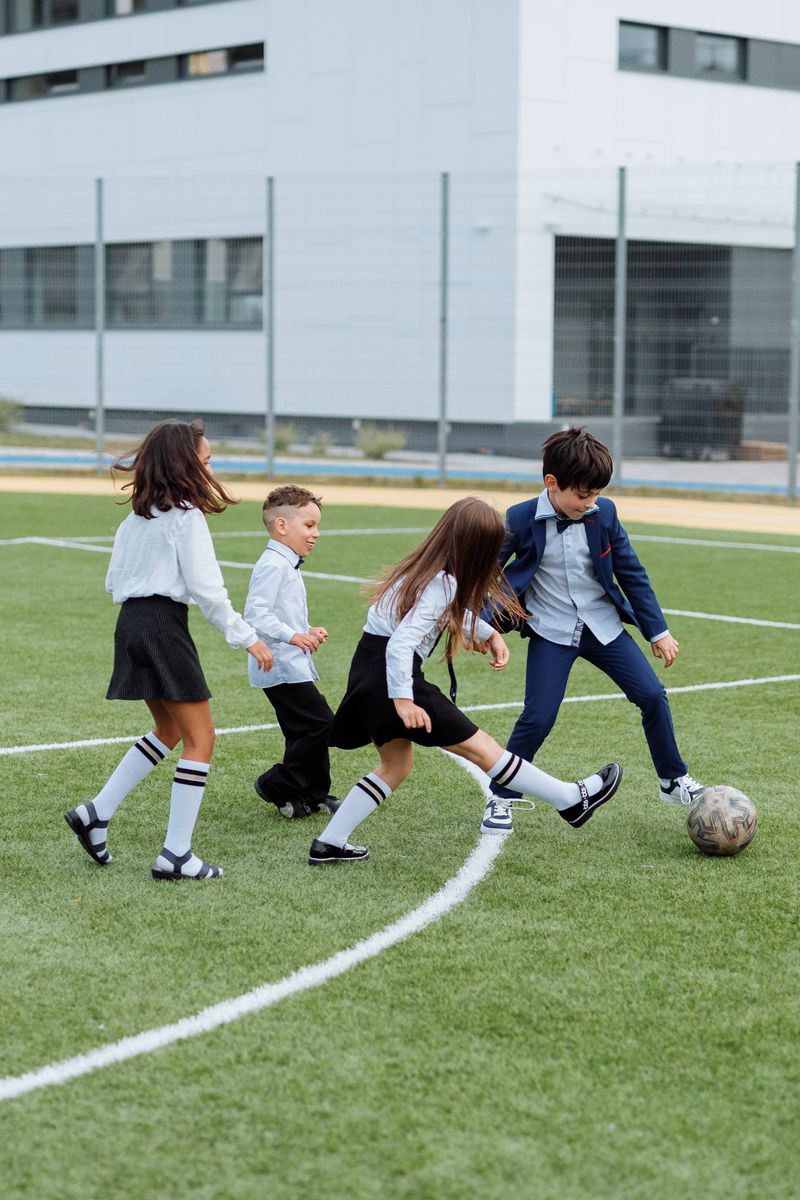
[0,491,798,1200]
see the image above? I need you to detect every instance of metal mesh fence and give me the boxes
[0,166,797,496]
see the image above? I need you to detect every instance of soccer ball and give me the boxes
[686,786,757,857]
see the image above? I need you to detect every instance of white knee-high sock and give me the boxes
[77,732,171,846]
[318,773,391,848]
[487,753,603,812]
[163,759,209,857]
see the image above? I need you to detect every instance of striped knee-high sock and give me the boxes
[163,758,210,857]
[487,752,602,811]
[76,732,171,848]
[318,773,391,848]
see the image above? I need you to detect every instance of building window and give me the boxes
[181,43,264,78]
[9,68,79,99]
[107,59,146,87]
[695,32,745,79]
[618,22,667,71]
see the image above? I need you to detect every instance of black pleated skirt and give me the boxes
[330,632,478,750]
[106,595,211,702]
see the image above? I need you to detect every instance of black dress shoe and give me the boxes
[254,778,311,819]
[559,763,622,828]
[308,838,369,866]
[307,795,341,815]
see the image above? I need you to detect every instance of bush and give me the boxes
[356,423,406,460]
[0,396,21,433]
[273,422,296,452]
[309,432,331,457]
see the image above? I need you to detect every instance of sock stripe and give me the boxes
[135,736,165,766]
[493,753,522,788]
[357,776,387,806]
[173,766,209,787]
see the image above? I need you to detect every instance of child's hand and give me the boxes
[651,634,679,668]
[309,626,328,644]
[291,632,321,653]
[247,640,274,672]
[486,631,509,670]
[394,698,432,733]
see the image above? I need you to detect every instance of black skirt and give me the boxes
[330,632,478,750]
[106,595,211,702]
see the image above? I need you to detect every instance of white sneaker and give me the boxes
[480,796,536,835]
[659,773,705,806]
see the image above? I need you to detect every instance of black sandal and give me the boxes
[64,802,112,866]
[151,848,223,881]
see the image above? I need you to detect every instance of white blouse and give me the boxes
[105,505,258,649]
[364,570,495,700]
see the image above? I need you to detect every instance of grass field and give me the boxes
[1,489,798,1200]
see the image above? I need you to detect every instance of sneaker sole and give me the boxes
[308,852,370,866]
[480,824,514,836]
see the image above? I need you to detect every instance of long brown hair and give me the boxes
[112,420,238,518]
[371,496,525,660]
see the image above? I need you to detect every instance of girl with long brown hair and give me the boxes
[64,420,272,881]
[308,496,621,865]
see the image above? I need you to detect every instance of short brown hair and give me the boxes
[262,484,323,531]
[541,427,613,490]
[113,419,238,518]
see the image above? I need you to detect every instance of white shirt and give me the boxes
[105,505,257,649]
[364,570,495,700]
[245,539,320,688]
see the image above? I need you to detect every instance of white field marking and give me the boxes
[210,527,430,539]
[461,674,800,714]
[4,537,798,627]
[3,675,798,758]
[662,608,800,630]
[0,722,279,757]
[0,754,499,1104]
[633,534,800,555]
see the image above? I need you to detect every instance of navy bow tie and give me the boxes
[555,517,585,534]
[295,556,305,569]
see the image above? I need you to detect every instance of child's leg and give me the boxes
[490,635,577,799]
[580,630,687,779]
[256,684,336,815]
[448,730,621,828]
[151,700,222,880]
[64,699,178,865]
[309,739,413,861]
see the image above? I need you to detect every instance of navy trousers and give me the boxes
[490,627,687,798]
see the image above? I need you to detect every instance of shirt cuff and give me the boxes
[650,629,669,643]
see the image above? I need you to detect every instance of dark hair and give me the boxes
[262,485,323,530]
[371,496,525,661]
[541,427,613,490]
[112,419,238,518]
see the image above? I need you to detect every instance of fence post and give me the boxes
[264,175,276,478]
[611,166,627,488]
[788,163,800,503]
[94,177,105,475]
[438,171,449,488]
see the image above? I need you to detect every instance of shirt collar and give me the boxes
[267,539,302,568]
[535,488,598,522]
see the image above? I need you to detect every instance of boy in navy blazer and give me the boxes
[482,426,703,833]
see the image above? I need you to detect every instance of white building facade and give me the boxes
[1,0,800,445]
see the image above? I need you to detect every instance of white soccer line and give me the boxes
[0,754,499,1104]
[0,527,429,548]
[7,536,798,630]
[2,675,798,758]
[633,534,800,555]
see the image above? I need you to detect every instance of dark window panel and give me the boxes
[695,32,745,78]
[618,22,666,72]
[107,58,146,86]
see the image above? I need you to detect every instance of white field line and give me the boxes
[0,527,430,548]
[2,675,798,758]
[632,534,800,555]
[0,754,499,1104]
[15,538,796,630]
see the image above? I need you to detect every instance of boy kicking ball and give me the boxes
[245,485,340,820]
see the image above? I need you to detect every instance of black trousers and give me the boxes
[258,682,335,804]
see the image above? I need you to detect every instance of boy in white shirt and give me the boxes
[245,485,340,819]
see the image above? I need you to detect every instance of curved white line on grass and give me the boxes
[0,755,500,1103]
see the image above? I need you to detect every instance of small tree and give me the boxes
[274,422,296,452]
[310,431,331,456]
[356,423,406,460]
[0,396,21,434]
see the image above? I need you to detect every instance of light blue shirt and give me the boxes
[524,490,624,648]
[245,539,320,687]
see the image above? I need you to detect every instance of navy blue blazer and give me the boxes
[492,495,667,642]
